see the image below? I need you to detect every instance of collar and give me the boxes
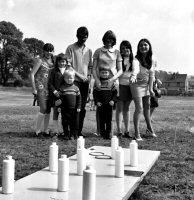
[101,46,116,53]
[76,42,86,49]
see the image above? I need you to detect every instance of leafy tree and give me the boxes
[0,21,37,86]
[0,21,24,85]
[23,38,44,58]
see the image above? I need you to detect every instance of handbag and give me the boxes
[154,88,161,98]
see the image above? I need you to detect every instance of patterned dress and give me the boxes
[35,59,53,100]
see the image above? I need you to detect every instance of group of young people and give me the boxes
[31,26,161,141]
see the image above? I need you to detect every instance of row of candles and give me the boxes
[1,136,138,200]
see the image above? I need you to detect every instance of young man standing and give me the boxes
[65,26,92,137]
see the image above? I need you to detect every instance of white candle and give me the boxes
[82,165,96,200]
[111,136,119,159]
[77,148,86,175]
[130,140,138,167]
[77,136,85,149]
[115,146,124,178]
[58,155,69,192]
[49,142,58,172]
[2,155,15,194]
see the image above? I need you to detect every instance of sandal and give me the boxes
[135,136,143,141]
[124,132,132,138]
[146,129,157,137]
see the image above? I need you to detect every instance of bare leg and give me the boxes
[123,100,132,133]
[43,113,50,134]
[115,101,123,134]
[133,97,143,139]
[36,112,44,135]
[143,96,156,136]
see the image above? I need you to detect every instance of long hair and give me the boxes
[102,30,116,46]
[120,40,133,72]
[135,38,153,69]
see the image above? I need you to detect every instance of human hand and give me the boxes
[130,76,137,84]
[95,79,101,89]
[55,99,62,106]
[77,108,81,112]
[109,100,114,106]
[156,79,162,86]
[107,79,114,88]
[32,89,37,95]
[149,90,155,97]
[87,74,92,82]
[79,74,88,82]
[53,90,60,98]
[97,102,102,107]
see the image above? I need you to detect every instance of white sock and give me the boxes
[43,113,50,134]
[36,112,44,134]
[53,120,59,133]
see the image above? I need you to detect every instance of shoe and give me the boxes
[117,133,123,138]
[124,132,132,138]
[146,129,157,137]
[35,130,41,137]
[134,135,143,141]
[93,132,100,136]
[43,132,50,137]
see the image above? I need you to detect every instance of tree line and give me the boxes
[0,21,45,86]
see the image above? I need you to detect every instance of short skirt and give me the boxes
[130,81,150,98]
[118,84,133,101]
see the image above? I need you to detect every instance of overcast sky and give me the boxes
[0,0,194,75]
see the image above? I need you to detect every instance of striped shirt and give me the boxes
[93,80,117,105]
[58,83,81,110]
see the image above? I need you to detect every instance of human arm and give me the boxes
[93,87,102,106]
[129,59,139,83]
[76,89,82,112]
[109,86,117,106]
[108,60,123,88]
[48,69,60,98]
[30,58,42,95]
[92,59,101,88]
[149,64,155,96]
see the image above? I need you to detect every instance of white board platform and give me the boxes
[0,146,160,200]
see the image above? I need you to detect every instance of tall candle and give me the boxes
[111,136,119,159]
[2,155,15,194]
[130,140,138,167]
[82,165,96,200]
[49,142,58,172]
[77,148,86,175]
[58,155,69,192]
[115,146,124,178]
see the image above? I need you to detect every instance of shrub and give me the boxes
[14,79,24,87]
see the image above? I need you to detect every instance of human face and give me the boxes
[120,45,131,57]
[104,38,114,49]
[44,50,53,59]
[139,41,150,54]
[77,34,88,45]
[58,59,66,68]
[100,70,110,79]
[64,73,75,84]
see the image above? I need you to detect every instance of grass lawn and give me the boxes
[0,87,194,200]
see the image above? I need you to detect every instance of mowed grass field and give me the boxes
[0,87,194,200]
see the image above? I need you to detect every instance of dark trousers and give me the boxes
[98,104,113,138]
[61,108,79,138]
[74,81,89,135]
